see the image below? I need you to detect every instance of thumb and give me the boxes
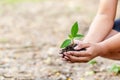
[74,45,81,50]
[74,42,90,50]
[73,40,83,50]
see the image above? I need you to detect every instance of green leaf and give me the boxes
[71,22,78,37]
[88,60,97,65]
[109,64,120,74]
[60,39,71,48]
[74,34,84,39]
[75,34,84,37]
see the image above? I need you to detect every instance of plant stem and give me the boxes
[71,39,74,45]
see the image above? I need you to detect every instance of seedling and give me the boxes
[88,59,97,65]
[108,64,120,75]
[60,22,84,49]
[60,22,84,56]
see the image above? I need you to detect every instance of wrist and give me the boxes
[97,42,109,56]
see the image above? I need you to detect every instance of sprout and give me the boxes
[60,22,84,49]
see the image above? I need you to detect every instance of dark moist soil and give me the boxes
[59,44,86,58]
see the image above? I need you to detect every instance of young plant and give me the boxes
[60,22,84,49]
[108,64,120,75]
[88,59,97,65]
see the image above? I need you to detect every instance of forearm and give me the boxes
[100,33,120,53]
[84,15,114,43]
[83,0,118,43]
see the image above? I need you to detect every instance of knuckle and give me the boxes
[71,53,76,56]
[75,52,79,55]
[69,51,74,54]
[83,59,90,63]
[71,52,75,55]
[69,56,75,60]
[86,57,92,61]
[71,58,78,62]
[71,60,75,63]
[87,52,92,56]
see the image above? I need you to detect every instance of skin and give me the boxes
[63,0,120,63]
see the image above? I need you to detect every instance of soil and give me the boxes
[59,44,86,58]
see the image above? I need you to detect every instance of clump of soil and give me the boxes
[59,44,86,58]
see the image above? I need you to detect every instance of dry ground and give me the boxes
[0,0,120,80]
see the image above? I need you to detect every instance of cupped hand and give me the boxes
[63,42,105,63]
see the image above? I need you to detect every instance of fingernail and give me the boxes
[62,57,68,61]
[64,56,68,59]
[74,46,79,50]
[64,52,67,55]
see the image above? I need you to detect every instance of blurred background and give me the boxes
[0,0,120,80]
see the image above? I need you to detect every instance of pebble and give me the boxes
[3,73,14,78]
[0,76,5,80]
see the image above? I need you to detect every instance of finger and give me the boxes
[74,40,83,44]
[74,45,82,50]
[62,56,69,61]
[66,55,90,63]
[65,51,90,57]
[64,56,69,60]
[74,41,83,50]
[74,42,90,50]
[75,42,90,50]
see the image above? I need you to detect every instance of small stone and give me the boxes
[43,58,52,65]
[47,47,57,56]
[0,61,6,65]
[66,77,72,80]
[0,68,9,75]
[80,78,85,80]
[85,71,95,76]
[55,72,61,77]
[0,76,5,80]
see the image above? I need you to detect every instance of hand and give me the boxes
[63,42,105,63]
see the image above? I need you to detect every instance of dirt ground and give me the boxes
[0,0,120,80]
